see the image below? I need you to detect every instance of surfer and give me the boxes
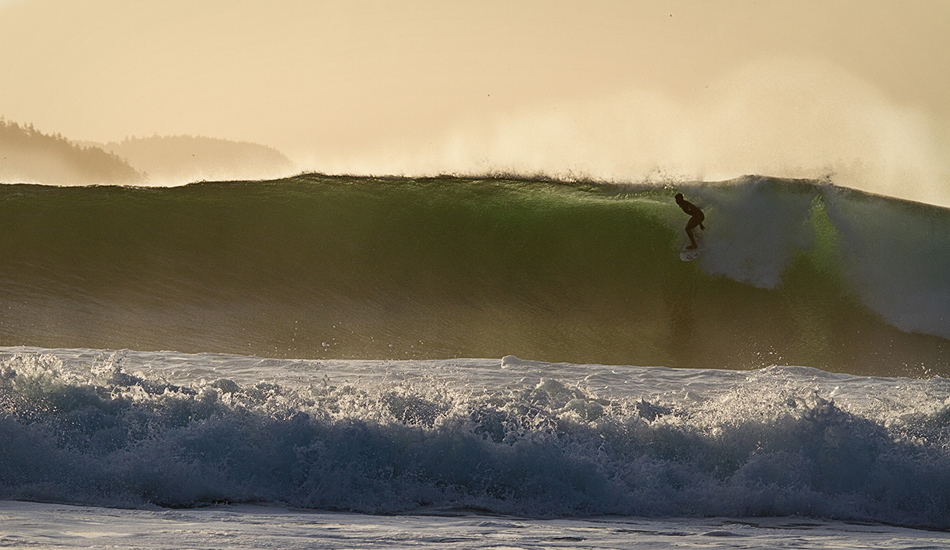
[675,193,705,249]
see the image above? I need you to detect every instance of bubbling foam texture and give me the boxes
[3,350,950,528]
[315,57,950,208]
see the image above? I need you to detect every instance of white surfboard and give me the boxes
[679,235,704,262]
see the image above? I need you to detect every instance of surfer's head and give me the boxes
[675,193,684,203]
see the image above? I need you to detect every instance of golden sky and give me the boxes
[1,0,949,202]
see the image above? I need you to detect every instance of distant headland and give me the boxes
[1,117,296,185]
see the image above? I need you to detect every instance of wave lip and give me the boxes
[2,349,950,528]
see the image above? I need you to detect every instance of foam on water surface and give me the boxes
[2,347,950,529]
[2,501,948,550]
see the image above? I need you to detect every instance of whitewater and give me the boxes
[2,174,950,548]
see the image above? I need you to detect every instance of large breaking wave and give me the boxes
[0,174,947,375]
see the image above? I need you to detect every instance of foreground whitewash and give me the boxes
[2,348,950,528]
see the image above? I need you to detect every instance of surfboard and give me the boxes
[679,235,704,262]
[680,246,702,262]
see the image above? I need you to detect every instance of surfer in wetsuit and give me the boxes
[675,193,705,249]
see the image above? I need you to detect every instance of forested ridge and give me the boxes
[0,118,143,184]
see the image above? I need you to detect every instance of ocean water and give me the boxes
[5,501,950,549]
[0,174,947,373]
[3,348,950,547]
[1,174,950,546]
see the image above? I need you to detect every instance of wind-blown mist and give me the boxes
[312,59,949,207]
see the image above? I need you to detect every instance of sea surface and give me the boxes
[1,174,949,547]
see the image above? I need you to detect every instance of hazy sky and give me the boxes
[1,0,948,203]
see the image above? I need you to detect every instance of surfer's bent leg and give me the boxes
[685,217,700,249]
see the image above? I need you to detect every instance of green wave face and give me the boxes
[0,175,947,375]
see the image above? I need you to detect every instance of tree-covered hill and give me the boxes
[0,118,143,185]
